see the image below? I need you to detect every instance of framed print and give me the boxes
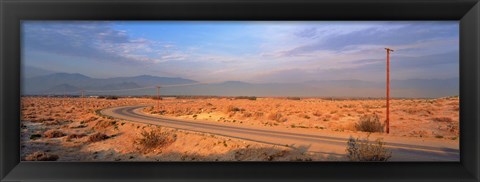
[18,20,460,162]
[1,0,479,181]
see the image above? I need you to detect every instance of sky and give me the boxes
[22,21,459,83]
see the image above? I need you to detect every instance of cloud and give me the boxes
[22,21,459,83]
[268,22,458,58]
[294,27,318,38]
[23,21,185,64]
[251,50,458,83]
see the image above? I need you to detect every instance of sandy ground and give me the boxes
[20,96,458,161]
[20,97,334,161]
[145,96,459,139]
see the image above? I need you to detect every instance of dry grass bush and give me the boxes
[43,129,65,138]
[30,133,42,140]
[446,123,459,133]
[432,117,454,123]
[224,105,241,113]
[94,120,116,129]
[267,112,286,122]
[299,114,311,119]
[286,97,301,100]
[31,117,55,123]
[243,112,253,118]
[346,135,392,161]
[312,111,322,117]
[135,128,176,152]
[84,116,98,123]
[235,96,257,100]
[24,151,59,161]
[105,96,119,100]
[254,112,264,118]
[44,120,63,125]
[403,108,419,114]
[151,96,163,100]
[355,114,384,133]
[452,105,460,111]
[87,133,109,143]
[66,133,87,140]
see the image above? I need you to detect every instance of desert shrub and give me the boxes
[452,106,459,111]
[43,120,63,126]
[286,97,301,100]
[31,117,55,123]
[224,105,241,113]
[243,112,253,118]
[312,111,322,117]
[66,133,87,140]
[151,96,163,100]
[446,123,459,133]
[432,117,454,123]
[403,108,418,114]
[235,96,257,100]
[135,128,176,152]
[69,123,87,129]
[84,117,98,123]
[346,135,392,161]
[43,129,65,138]
[30,134,42,140]
[105,96,118,100]
[355,114,384,133]
[299,114,311,119]
[87,133,109,142]
[24,151,59,161]
[268,112,286,122]
[94,120,116,129]
[254,112,264,118]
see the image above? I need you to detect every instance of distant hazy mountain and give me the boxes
[94,82,141,91]
[159,78,458,98]
[22,73,197,95]
[104,75,196,87]
[44,84,81,94]
[22,72,459,98]
[22,66,55,78]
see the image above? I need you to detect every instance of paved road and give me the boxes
[101,105,460,161]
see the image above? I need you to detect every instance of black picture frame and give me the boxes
[1,0,479,181]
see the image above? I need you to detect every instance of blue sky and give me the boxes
[22,21,459,83]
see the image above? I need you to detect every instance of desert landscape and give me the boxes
[20,96,459,161]
[144,96,459,139]
[20,21,460,161]
[21,97,332,161]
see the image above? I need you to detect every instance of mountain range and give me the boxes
[22,71,459,98]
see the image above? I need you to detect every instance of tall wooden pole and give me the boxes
[385,48,394,134]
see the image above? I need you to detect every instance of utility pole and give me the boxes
[63,88,66,107]
[81,90,85,109]
[156,86,161,112]
[385,48,394,134]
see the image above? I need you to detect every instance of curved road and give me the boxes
[101,105,459,161]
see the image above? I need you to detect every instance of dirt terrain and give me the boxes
[20,96,458,161]
[145,96,459,139]
[20,97,333,161]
